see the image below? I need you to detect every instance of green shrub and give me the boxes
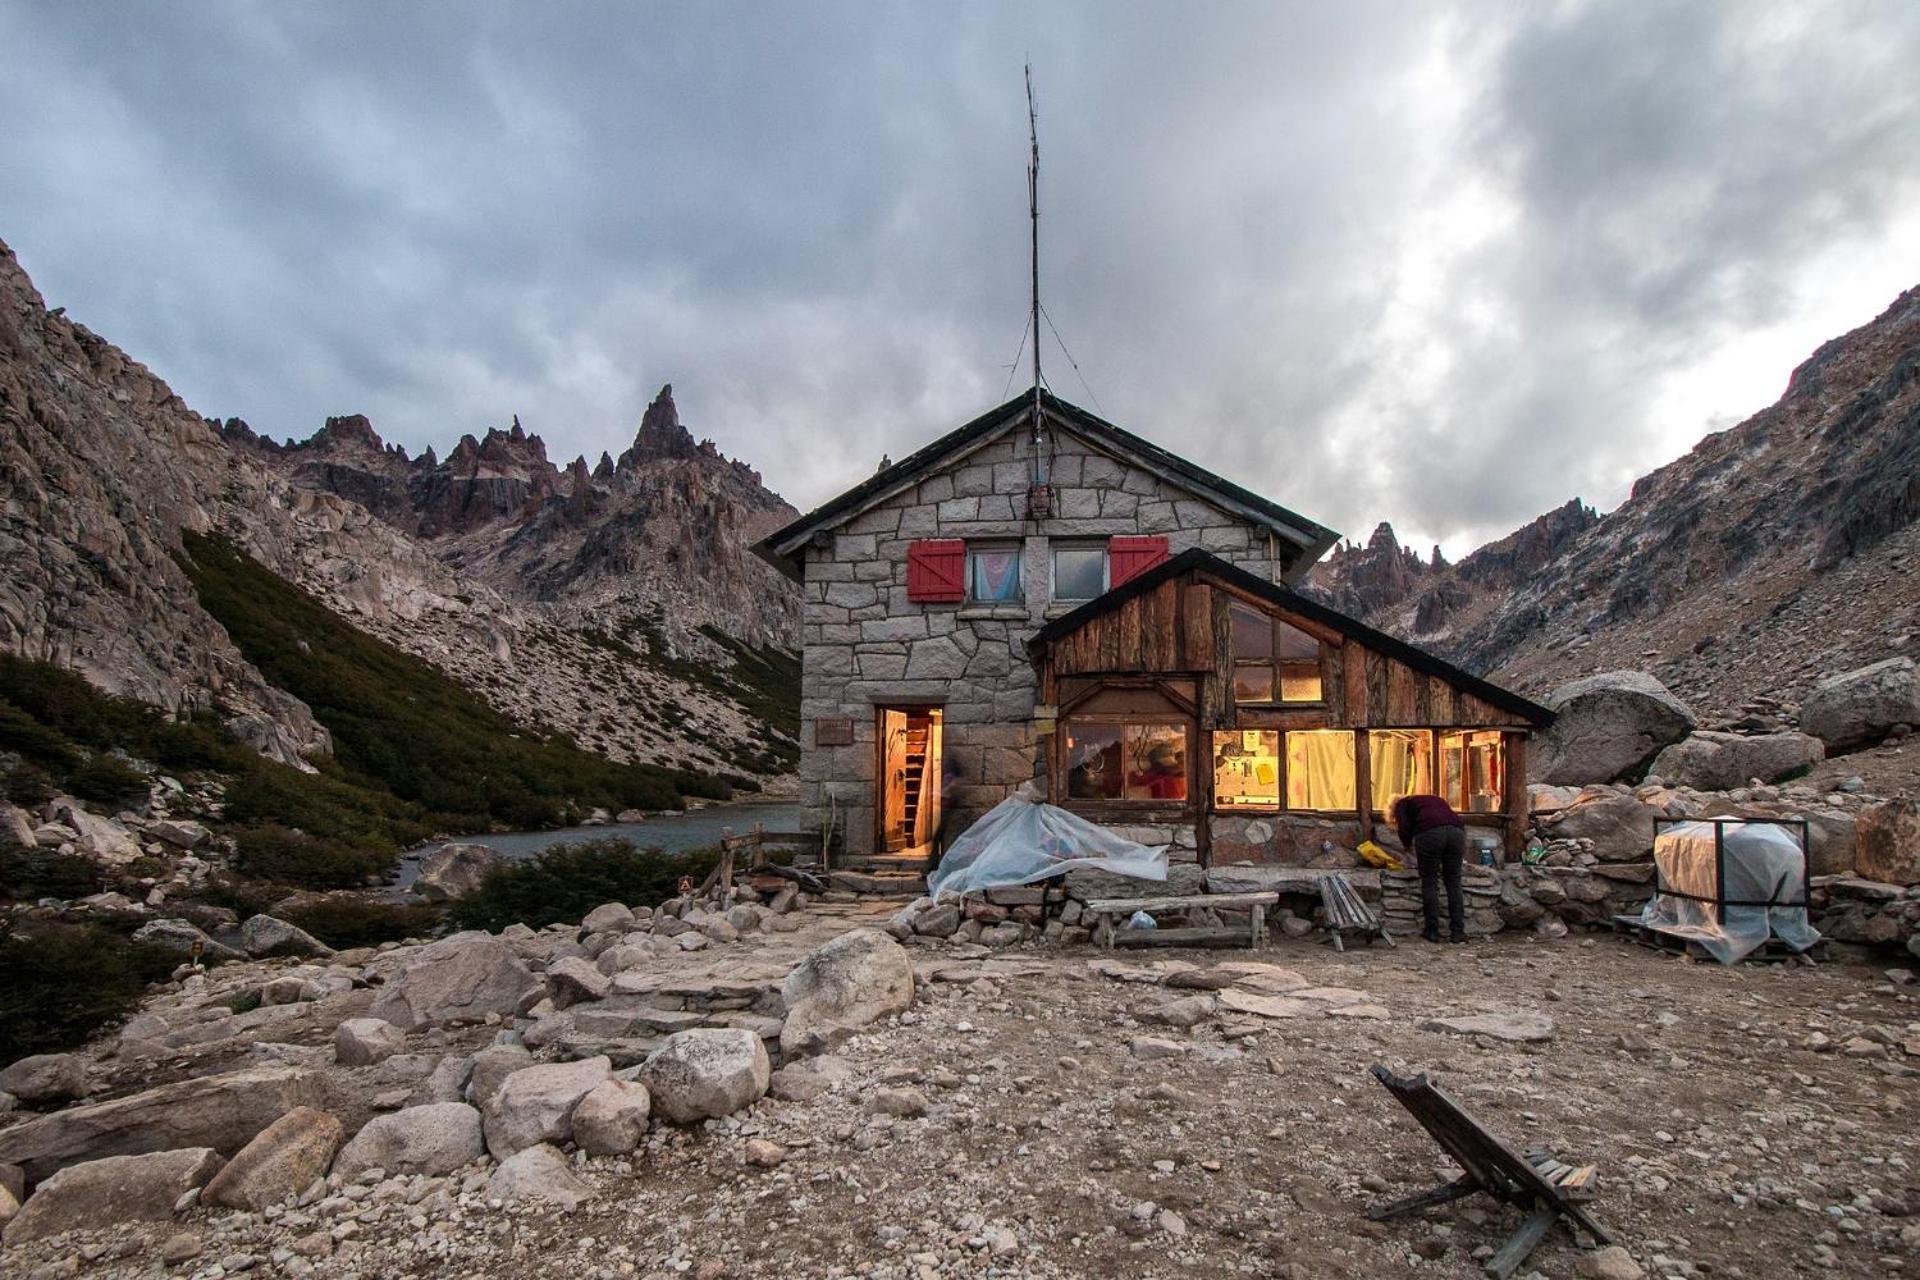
[0,844,103,900]
[65,754,149,805]
[221,759,428,852]
[228,824,394,890]
[0,700,82,771]
[447,837,723,933]
[3,760,58,806]
[178,531,734,830]
[0,923,178,1059]
[284,898,444,950]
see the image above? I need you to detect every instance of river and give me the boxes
[393,799,804,888]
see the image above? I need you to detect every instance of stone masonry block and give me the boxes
[993,462,1032,492]
[952,465,995,497]
[835,534,877,560]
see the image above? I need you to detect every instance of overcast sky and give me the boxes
[3,2,1917,557]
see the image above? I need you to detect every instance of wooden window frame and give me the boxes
[1279,727,1361,817]
[1227,600,1327,709]
[1436,727,1510,817]
[1210,727,1283,813]
[1057,709,1197,816]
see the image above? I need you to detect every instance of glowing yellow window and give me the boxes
[1369,729,1434,812]
[1285,730,1356,811]
[1212,730,1280,809]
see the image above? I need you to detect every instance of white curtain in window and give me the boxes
[1287,731,1356,810]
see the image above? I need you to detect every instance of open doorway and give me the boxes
[876,706,943,858]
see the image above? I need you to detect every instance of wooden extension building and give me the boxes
[1030,549,1553,864]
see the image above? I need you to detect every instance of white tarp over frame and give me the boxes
[927,783,1169,901]
[1639,820,1821,964]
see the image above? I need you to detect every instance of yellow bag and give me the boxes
[1357,839,1403,872]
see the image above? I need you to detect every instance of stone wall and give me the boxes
[799,426,1293,856]
[1210,815,1367,866]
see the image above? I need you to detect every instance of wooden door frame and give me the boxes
[873,703,944,855]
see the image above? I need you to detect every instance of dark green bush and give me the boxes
[3,760,58,807]
[65,753,149,805]
[0,923,178,1060]
[0,844,103,900]
[284,898,444,950]
[447,837,722,933]
[0,700,82,771]
[228,824,394,890]
[178,531,733,830]
[221,759,428,853]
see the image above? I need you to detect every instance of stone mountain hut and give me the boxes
[752,389,1553,871]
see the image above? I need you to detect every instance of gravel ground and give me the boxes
[7,928,1917,1280]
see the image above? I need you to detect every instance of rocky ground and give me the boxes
[2,893,1916,1280]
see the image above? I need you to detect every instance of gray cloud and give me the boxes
[2,0,1917,556]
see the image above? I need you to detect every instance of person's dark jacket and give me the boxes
[1392,794,1462,848]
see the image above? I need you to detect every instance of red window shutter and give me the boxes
[906,539,966,602]
[1109,535,1169,587]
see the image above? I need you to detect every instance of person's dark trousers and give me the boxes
[1414,826,1467,939]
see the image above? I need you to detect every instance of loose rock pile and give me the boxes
[0,888,920,1270]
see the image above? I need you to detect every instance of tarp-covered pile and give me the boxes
[927,783,1168,901]
[1639,820,1820,963]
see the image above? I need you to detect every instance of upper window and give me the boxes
[1368,728,1434,813]
[1440,730,1507,814]
[1230,602,1324,704]
[1064,720,1188,802]
[966,544,1022,604]
[1052,544,1109,602]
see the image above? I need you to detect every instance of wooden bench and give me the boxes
[1081,892,1279,949]
[1368,1064,1616,1279]
[1319,872,1392,951]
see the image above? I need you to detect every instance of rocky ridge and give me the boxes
[1309,285,1920,730]
[0,239,796,776]
[223,383,799,655]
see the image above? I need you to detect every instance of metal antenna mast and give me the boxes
[1027,63,1043,448]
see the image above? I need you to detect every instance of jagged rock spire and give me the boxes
[617,384,700,469]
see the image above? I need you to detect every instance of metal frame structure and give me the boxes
[1647,815,1812,917]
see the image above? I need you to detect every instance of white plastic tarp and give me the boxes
[927,783,1169,901]
[1639,820,1821,964]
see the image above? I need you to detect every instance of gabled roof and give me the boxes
[752,387,1340,580]
[1030,548,1556,727]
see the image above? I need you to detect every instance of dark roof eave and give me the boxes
[748,388,1340,578]
[1029,547,1555,728]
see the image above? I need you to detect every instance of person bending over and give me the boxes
[1391,793,1467,943]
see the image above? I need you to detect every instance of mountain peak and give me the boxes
[620,384,699,466]
[310,414,389,453]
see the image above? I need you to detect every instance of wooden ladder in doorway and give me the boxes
[898,724,929,849]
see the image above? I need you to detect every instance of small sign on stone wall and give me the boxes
[814,718,854,747]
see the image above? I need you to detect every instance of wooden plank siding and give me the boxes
[1042,571,1536,732]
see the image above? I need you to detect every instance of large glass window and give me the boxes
[966,545,1022,603]
[1213,729,1280,809]
[1052,545,1108,602]
[1440,730,1506,813]
[1285,729,1356,811]
[1063,720,1188,802]
[1368,729,1434,812]
[1230,602,1324,704]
